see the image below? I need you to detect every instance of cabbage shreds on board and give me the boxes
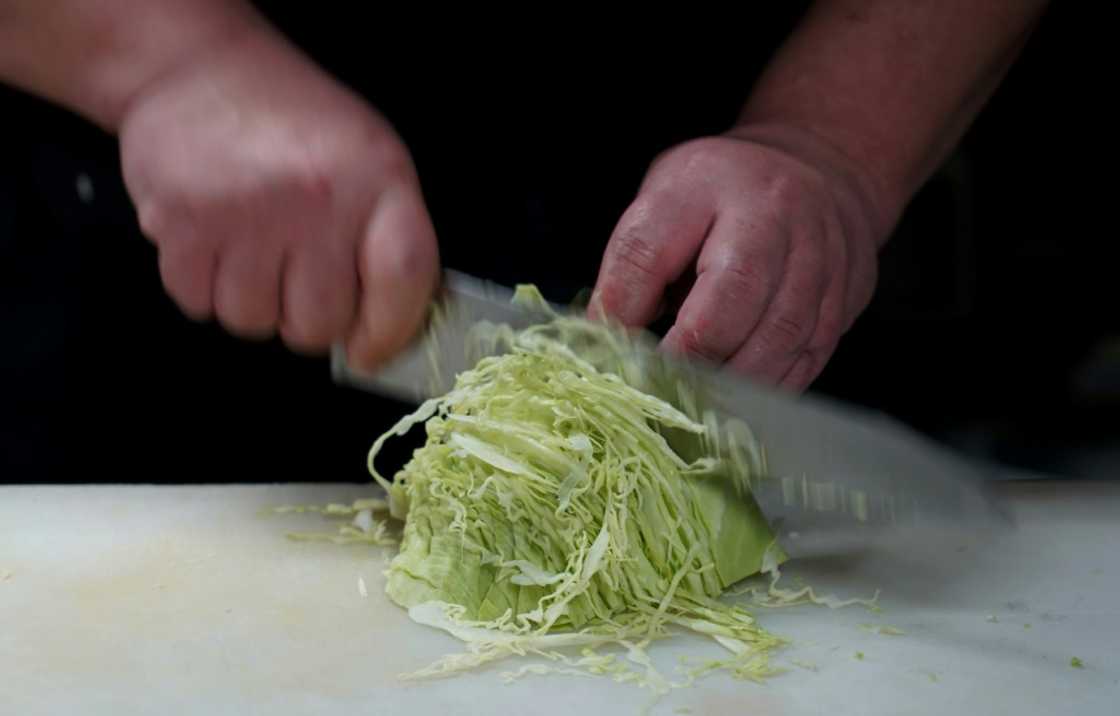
[367,286,787,684]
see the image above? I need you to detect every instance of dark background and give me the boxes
[1,4,1115,484]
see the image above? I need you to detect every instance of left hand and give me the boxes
[590,127,893,392]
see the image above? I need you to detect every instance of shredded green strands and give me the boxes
[279,285,880,692]
[272,498,390,515]
[1070,657,1085,669]
[859,623,905,636]
[273,498,397,546]
[727,546,878,611]
[364,285,789,685]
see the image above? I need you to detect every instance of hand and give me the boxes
[119,28,438,368]
[591,126,891,392]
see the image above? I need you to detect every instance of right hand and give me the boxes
[118,27,438,369]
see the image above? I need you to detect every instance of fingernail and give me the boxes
[587,288,606,320]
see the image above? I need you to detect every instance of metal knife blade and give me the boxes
[331,271,553,402]
[332,271,1004,549]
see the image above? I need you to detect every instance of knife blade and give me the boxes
[331,271,552,402]
[332,271,1005,551]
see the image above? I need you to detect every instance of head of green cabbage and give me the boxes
[367,287,786,682]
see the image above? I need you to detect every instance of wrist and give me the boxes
[74,2,268,131]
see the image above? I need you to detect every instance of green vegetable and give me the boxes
[860,623,904,636]
[273,499,396,546]
[1070,656,1085,669]
[367,286,785,685]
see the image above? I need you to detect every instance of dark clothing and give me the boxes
[1,5,1113,484]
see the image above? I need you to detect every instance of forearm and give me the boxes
[736,0,1048,234]
[0,0,266,131]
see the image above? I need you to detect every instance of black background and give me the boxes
[1,4,1115,484]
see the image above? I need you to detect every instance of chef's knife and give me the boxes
[332,271,1004,552]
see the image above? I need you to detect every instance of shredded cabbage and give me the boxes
[273,498,397,546]
[367,286,787,685]
[727,542,880,610]
[859,623,904,636]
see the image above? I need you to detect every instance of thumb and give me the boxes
[346,184,439,371]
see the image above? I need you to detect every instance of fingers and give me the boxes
[143,187,286,338]
[590,191,713,327]
[279,241,358,354]
[777,345,833,393]
[778,351,816,393]
[146,183,426,359]
[660,213,789,364]
[726,223,828,384]
[661,208,835,390]
[772,221,853,392]
[212,238,284,339]
[772,293,845,394]
[156,238,217,321]
[346,184,439,370]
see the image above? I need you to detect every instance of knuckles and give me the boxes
[609,223,666,282]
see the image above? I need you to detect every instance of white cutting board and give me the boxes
[1,481,1117,715]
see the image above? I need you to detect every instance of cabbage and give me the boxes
[366,286,787,684]
[274,499,397,546]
